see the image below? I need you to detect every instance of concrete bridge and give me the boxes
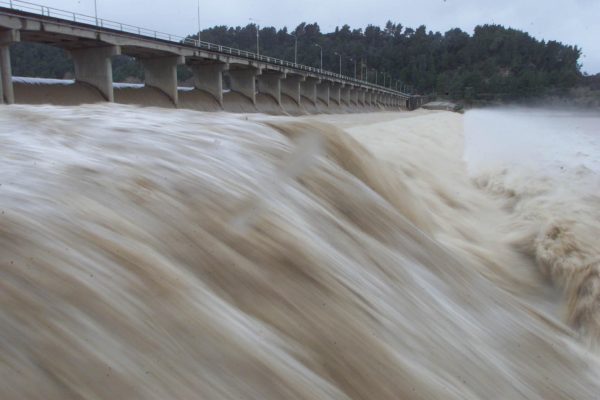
[0,1,428,112]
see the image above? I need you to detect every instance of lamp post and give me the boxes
[94,0,98,25]
[334,52,342,75]
[197,0,201,46]
[289,32,298,64]
[349,57,357,79]
[314,43,323,71]
[249,18,260,56]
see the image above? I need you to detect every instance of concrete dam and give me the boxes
[0,2,428,114]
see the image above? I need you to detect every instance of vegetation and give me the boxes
[10,21,584,101]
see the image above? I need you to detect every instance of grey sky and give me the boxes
[40,0,600,73]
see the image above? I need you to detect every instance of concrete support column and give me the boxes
[70,45,120,102]
[358,89,366,106]
[316,80,330,106]
[141,55,184,106]
[257,71,284,105]
[0,30,20,104]
[301,77,318,104]
[330,83,341,105]
[340,85,350,105]
[350,87,359,105]
[365,91,372,106]
[189,62,226,106]
[228,68,260,104]
[281,74,305,105]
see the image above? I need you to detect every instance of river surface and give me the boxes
[0,105,599,399]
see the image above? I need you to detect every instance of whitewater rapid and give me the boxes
[0,105,599,399]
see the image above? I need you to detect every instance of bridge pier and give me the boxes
[357,89,366,106]
[281,74,305,105]
[340,85,351,106]
[330,83,341,106]
[301,77,319,105]
[257,71,284,105]
[364,91,372,107]
[0,29,19,104]
[349,87,358,106]
[70,45,120,102]
[141,55,184,106]
[316,80,330,107]
[189,62,227,107]
[228,67,259,105]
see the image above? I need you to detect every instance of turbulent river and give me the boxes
[0,105,599,399]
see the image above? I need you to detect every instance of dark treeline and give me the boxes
[11,21,583,100]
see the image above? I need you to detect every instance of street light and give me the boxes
[334,52,342,75]
[362,60,367,81]
[94,0,98,25]
[349,57,357,79]
[314,43,323,71]
[249,18,260,56]
[288,32,298,64]
[197,0,201,46]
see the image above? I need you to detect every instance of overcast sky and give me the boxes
[40,0,600,73]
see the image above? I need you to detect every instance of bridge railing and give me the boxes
[0,0,413,95]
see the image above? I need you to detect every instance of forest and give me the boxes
[10,21,585,101]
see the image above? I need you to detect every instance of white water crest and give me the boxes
[465,107,600,348]
[0,104,599,399]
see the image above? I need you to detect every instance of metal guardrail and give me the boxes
[0,0,413,95]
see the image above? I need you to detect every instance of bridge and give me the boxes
[0,0,427,112]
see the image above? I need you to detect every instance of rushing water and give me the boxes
[0,104,599,399]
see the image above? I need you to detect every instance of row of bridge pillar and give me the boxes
[0,32,412,110]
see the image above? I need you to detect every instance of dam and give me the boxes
[0,1,428,113]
